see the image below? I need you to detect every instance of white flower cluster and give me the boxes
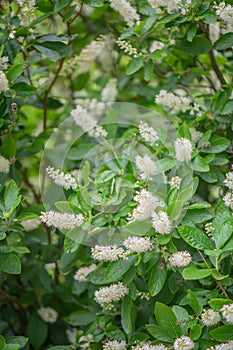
[173,336,194,350]
[21,218,41,231]
[135,155,157,179]
[152,211,172,234]
[94,282,129,307]
[38,307,58,323]
[109,0,140,27]
[169,176,181,189]
[40,211,84,230]
[139,122,159,146]
[103,339,127,350]
[75,97,105,118]
[71,105,108,138]
[16,0,37,25]
[66,328,77,344]
[46,166,78,190]
[74,264,97,282]
[215,341,233,350]
[223,168,233,210]
[123,236,153,253]
[0,71,9,93]
[101,79,118,103]
[169,251,192,268]
[130,189,163,221]
[221,303,233,324]
[132,343,168,350]
[116,39,142,57]
[79,334,94,349]
[214,2,233,33]
[201,309,221,326]
[175,138,193,162]
[0,56,9,70]
[0,155,10,173]
[147,0,191,15]
[91,245,126,261]
[155,90,200,115]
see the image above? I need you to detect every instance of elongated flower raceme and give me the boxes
[139,122,159,146]
[123,236,153,253]
[223,192,233,210]
[129,189,163,221]
[152,211,172,234]
[74,264,97,282]
[214,2,233,33]
[103,339,127,350]
[224,170,233,190]
[0,71,9,93]
[175,138,193,162]
[40,211,84,230]
[169,251,192,268]
[135,155,157,179]
[0,155,10,173]
[46,166,78,190]
[221,303,233,324]
[94,282,129,307]
[132,343,168,350]
[173,336,195,350]
[109,0,140,27]
[101,79,117,103]
[91,245,126,261]
[201,309,221,326]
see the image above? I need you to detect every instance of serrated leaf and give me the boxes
[193,155,209,172]
[146,324,174,342]
[54,0,70,13]
[213,203,232,248]
[208,298,232,311]
[209,325,233,342]
[121,296,133,335]
[154,302,181,339]
[190,324,202,341]
[82,0,104,6]
[177,35,212,55]
[214,33,233,50]
[4,180,18,211]
[126,57,143,75]
[122,221,151,236]
[2,135,16,158]
[66,310,96,326]
[148,262,167,296]
[34,42,71,62]
[0,253,21,274]
[201,136,230,153]
[27,313,48,349]
[105,256,136,283]
[178,226,213,250]
[6,64,24,82]
[182,267,214,280]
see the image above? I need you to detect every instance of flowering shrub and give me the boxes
[0,0,233,349]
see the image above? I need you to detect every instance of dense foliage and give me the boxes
[0,0,233,349]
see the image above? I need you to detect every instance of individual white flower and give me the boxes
[149,41,165,53]
[132,343,168,350]
[139,122,159,146]
[0,72,9,93]
[123,236,153,253]
[91,245,126,261]
[152,211,172,234]
[223,192,233,210]
[38,307,58,323]
[79,334,94,349]
[169,251,192,268]
[74,264,97,282]
[135,155,157,179]
[175,138,193,162]
[46,166,78,190]
[66,328,77,344]
[101,79,117,103]
[0,56,9,70]
[209,22,220,43]
[9,30,16,39]
[173,336,195,350]
[71,105,107,138]
[224,171,233,190]
[214,2,233,33]
[129,189,163,221]
[0,155,10,173]
[103,339,127,350]
[169,176,181,189]
[201,309,221,326]
[215,341,233,350]
[221,303,233,324]
[109,0,140,27]
[40,211,84,230]
[21,218,41,231]
[94,282,129,307]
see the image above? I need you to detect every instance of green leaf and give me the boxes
[105,256,136,283]
[6,64,24,82]
[6,336,28,348]
[27,313,48,349]
[126,57,143,75]
[146,325,175,342]
[36,0,54,12]
[121,296,133,335]
[4,180,18,211]
[66,310,96,326]
[208,298,232,311]
[11,82,37,96]
[148,262,167,296]
[144,59,153,81]
[190,324,202,341]
[182,267,214,280]
[122,221,151,236]
[154,302,181,340]
[178,226,213,250]
[214,33,233,50]
[193,155,209,172]
[201,136,230,153]
[181,290,202,315]
[82,0,104,6]
[150,49,164,60]
[86,265,109,285]
[2,135,16,158]
[34,42,71,62]
[177,35,212,55]
[54,0,70,12]
[0,253,21,274]
[209,325,233,342]
[213,203,232,248]
[186,23,197,42]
